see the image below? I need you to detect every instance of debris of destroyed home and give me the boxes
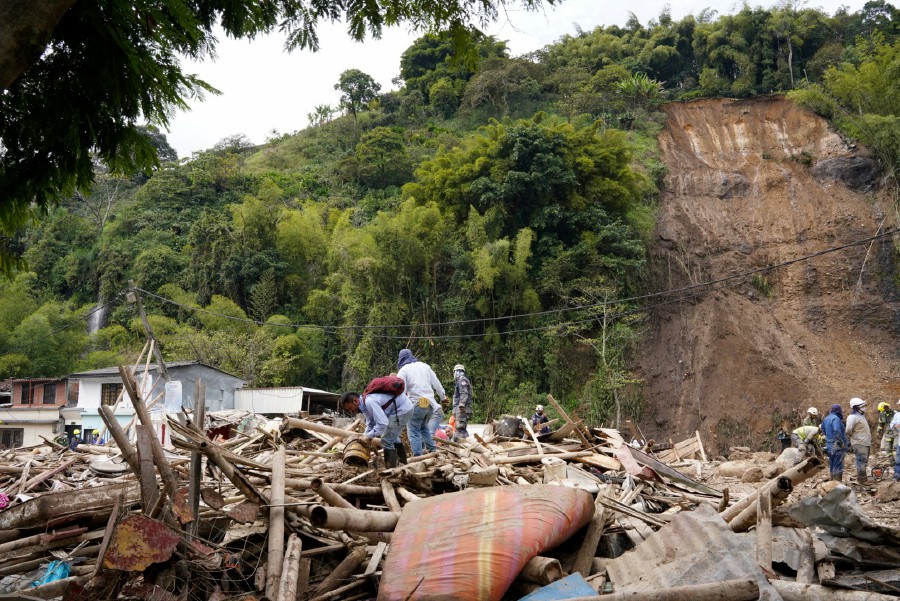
[2,358,900,600]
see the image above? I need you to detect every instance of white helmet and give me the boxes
[535,405,544,412]
[850,397,866,408]
[453,364,465,373]
[806,407,818,416]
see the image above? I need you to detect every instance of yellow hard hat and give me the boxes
[879,402,890,412]
[92,430,99,434]
[73,429,80,434]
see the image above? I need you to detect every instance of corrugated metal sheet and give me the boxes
[605,503,783,600]
[235,387,304,414]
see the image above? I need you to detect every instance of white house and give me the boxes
[67,361,244,445]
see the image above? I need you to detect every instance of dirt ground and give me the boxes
[636,96,900,455]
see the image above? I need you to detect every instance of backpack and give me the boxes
[362,376,406,411]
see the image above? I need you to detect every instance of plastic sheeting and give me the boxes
[378,485,594,601]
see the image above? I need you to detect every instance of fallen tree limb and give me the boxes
[772,580,900,600]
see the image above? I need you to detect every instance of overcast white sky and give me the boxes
[165,0,869,157]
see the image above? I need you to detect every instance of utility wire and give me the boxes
[133,227,898,335]
[1,297,119,356]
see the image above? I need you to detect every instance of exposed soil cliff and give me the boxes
[638,96,899,454]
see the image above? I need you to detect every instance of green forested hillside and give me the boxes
[2,3,897,423]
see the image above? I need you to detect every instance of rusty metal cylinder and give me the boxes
[342,439,370,467]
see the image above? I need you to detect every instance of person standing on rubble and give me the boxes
[888,401,900,482]
[340,387,413,468]
[452,364,473,442]
[822,404,849,482]
[396,349,447,457]
[877,402,896,454]
[845,397,872,489]
[531,405,551,435]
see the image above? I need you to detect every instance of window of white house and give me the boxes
[101,383,124,406]
[0,428,24,449]
[43,383,57,404]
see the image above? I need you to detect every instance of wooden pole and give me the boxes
[98,405,141,476]
[519,556,564,585]
[309,506,399,531]
[721,457,821,521]
[310,478,354,509]
[756,483,772,570]
[266,447,286,600]
[188,378,206,537]
[380,479,402,512]
[127,280,169,381]
[135,425,160,514]
[310,546,368,599]
[571,492,608,576]
[277,533,302,601]
[729,476,792,533]
[119,367,177,497]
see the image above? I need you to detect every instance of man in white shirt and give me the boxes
[396,349,447,456]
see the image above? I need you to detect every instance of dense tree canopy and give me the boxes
[0,2,896,424]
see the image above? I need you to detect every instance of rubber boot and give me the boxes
[384,448,399,468]
[394,442,408,465]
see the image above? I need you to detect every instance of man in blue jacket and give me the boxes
[822,403,850,482]
[341,388,413,468]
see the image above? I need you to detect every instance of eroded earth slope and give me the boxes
[638,96,899,453]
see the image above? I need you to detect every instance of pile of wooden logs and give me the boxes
[2,379,900,600]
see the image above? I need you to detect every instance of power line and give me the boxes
[1,298,118,356]
[133,227,898,335]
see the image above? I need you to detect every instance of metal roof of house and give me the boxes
[67,361,242,380]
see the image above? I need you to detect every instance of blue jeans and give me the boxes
[828,445,845,479]
[428,407,444,436]
[407,404,435,456]
[894,445,900,481]
[380,410,412,451]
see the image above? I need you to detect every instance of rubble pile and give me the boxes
[1,372,900,601]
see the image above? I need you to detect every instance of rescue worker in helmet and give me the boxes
[877,402,896,454]
[451,364,472,442]
[845,397,872,490]
[802,407,820,427]
[531,405,550,435]
[68,429,81,451]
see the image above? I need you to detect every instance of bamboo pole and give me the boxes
[283,478,381,496]
[277,533,302,601]
[519,556,564,585]
[492,451,591,464]
[266,447,286,601]
[730,477,792,533]
[310,546,367,599]
[309,506,399,531]
[381,479,402,512]
[721,458,821,521]
[310,478,354,509]
[20,457,78,493]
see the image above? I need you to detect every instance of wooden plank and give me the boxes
[696,430,708,462]
[135,425,160,513]
[364,542,387,577]
[573,453,621,471]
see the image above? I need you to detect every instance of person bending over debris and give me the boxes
[877,401,896,453]
[452,364,473,442]
[396,349,447,456]
[822,404,849,482]
[791,425,819,454]
[845,397,872,489]
[340,385,413,468]
[532,405,550,435]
